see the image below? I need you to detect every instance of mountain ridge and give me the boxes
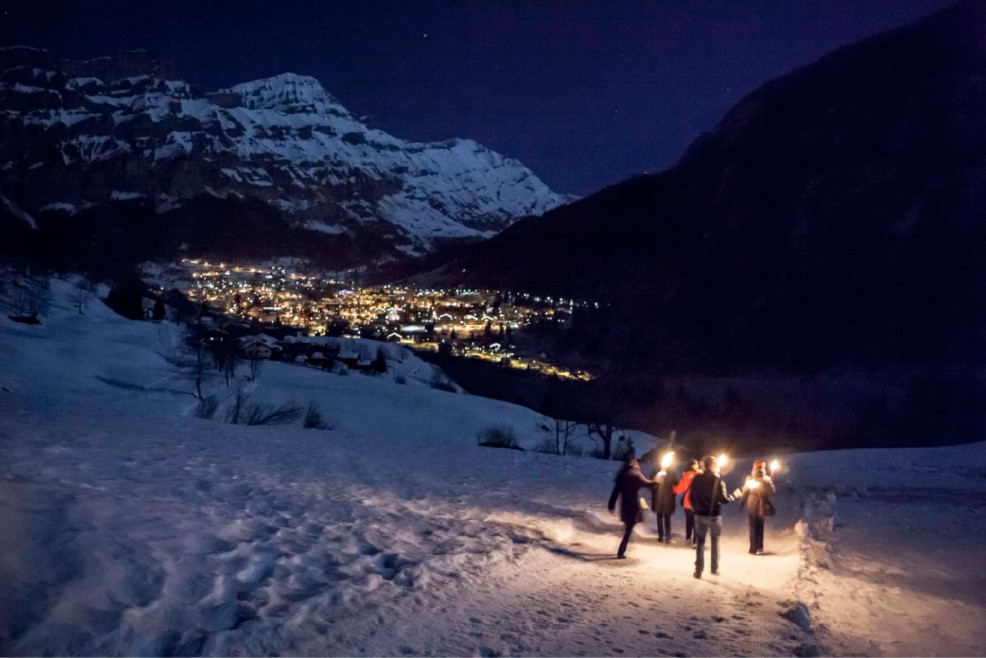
[0,47,570,266]
[425,0,986,369]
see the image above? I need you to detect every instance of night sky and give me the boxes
[2,0,955,196]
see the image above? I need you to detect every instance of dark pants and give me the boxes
[618,520,636,557]
[749,514,765,553]
[694,515,722,575]
[685,509,695,543]
[656,513,671,541]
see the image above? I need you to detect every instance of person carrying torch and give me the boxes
[652,451,680,544]
[690,454,734,579]
[734,459,778,555]
[608,448,657,559]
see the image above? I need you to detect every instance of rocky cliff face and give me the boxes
[0,47,568,264]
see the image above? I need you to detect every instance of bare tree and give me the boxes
[248,355,264,381]
[585,419,622,460]
[225,384,302,426]
[196,394,219,419]
[10,276,52,322]
[303,400,333,430]
[539,380,584,455]
[553,417,581,455]
[226,383,248,424]
[245,401,302,426]
[224,349,239,386]
[576,374,629,460]
[72,282,91,315]
[372,348,388,375]
[194,341,208,400]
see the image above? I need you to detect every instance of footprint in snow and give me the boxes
[233,603,257,629]
[185,533,233,555]
[199,600,238,632]
[237,551,276,586]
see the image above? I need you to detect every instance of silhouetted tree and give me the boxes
[373,347,388,375]
[576,373,630,460]
[248,355,263,381]
[73,282,91,315]
[537,381,579,455]
[223,348,239,386]
[10,276,51,322]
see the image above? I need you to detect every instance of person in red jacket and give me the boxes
[673,459,701,546]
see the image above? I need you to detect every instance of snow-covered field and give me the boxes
[1,279,984,656]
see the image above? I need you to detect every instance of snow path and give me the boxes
[1,280,985,656]
[0,417,805,656]
[0,396,804,657]
[356,521,803,657]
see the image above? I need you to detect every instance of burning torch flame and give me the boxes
[717,453,728,469]
[661,452,675,470]
[770,459,780,474]
[745,478,760,490]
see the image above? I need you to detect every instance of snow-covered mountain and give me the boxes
[0,47,569,263]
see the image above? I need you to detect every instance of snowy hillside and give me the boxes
[1,279,984,656]
[0,48,569,258]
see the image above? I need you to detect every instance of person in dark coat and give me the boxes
[608,451,656,559]
[652,462,680,543]
[690,455,734,578]
[735,460,777,555]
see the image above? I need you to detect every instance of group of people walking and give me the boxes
[608,449,777,578]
